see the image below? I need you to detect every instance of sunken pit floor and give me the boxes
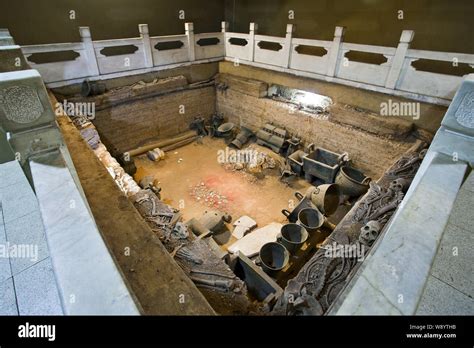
[133,137,351,250]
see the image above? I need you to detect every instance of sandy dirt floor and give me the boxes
[133,138,316,242]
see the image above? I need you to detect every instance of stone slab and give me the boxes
[0,222,12,283]
[228,222,282,257]
[4,210,49,275]
[14,257,63,315]
[462,170,474,193]
[232,215,257,239]
[0,178,39,224]
[0,277,18,315]
[30,151,140,314]
[416,275,474,315]
[332,275,402,315]
[431,223,474,297]
[0,160,30,189]
[446,188,474,231]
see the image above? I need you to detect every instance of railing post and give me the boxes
[221,21,229,33]
[79,26,100,77]
[326,26,345,77]
[284,24,295,68]
[139,24,153,68]
[385,30,414,89]
[221,21,229,58]
[185,22,195,61]
[248,22,258,62]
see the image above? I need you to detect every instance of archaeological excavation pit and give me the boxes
[2,12,472,320]
[44,61,433,315]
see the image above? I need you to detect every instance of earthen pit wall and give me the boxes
[216,83,415,179]
[93,85,216,154]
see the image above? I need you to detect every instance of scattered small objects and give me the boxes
[189,182,230,210]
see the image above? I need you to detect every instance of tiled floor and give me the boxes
[417,170,474,315]
[0,160,63,315]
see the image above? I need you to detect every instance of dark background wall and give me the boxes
[0,0,225,44]
[225,0,474,53]
[0,0,472,53]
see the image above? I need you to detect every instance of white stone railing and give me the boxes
[223,23,474,106]
[18,22,474,105]
[20,23,225,87]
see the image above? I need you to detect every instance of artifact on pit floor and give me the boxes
[232,252,284,306]
[229,127,254,149]
[358,220,382,246]
[281,191,315,223]
[186,218,228,259]
[216,122,236,140]
[138,175,154,189]
[81,79,106,97]
[172,221,189,239]
[146,147,165,162]
[138,175,162,198]
[279,159,297,181]
[278,223,308,254]
[258,242,290,277]
[389,178,409,193]
[285,136,301,158]
[228,222,283,257]
[256,123,288,154]
[175,246,204,265]
[334,166,371,198]
[232,215,257,239]
[352,182,405,225]
[296,207,324,234]
[209,113,225,137]
[304,184,341,216]
[186,218,212,238]
[189,274,234,292]
[199,210,231,233]
[273,247,358,315]
[287,149,307,176]
[302,145,348,184]
[386,148,427,181]
[189,116,208,136]
[79,128,100,150]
